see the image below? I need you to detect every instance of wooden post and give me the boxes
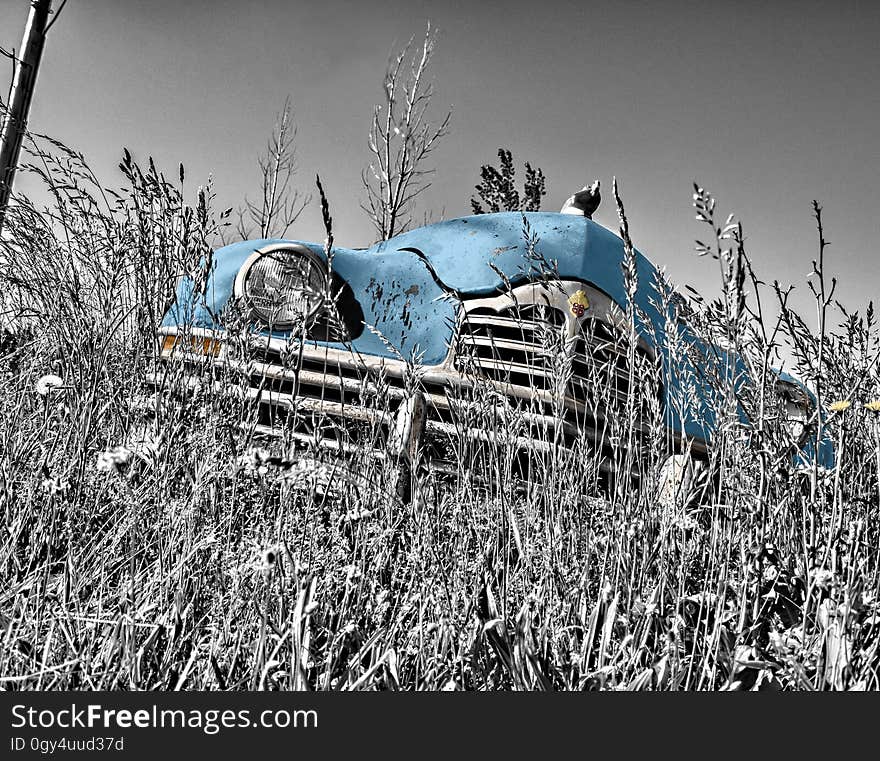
[0,0,53,233]
[389,390,426,504]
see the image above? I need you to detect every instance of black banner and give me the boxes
[0,690,868,758]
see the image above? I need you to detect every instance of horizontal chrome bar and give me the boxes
[145,370,394,425]
[460,354,555,378]
[460,313,549,331]
[458,333,551,354]
[147,356,639,435]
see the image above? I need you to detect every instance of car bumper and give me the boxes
[146,326,661,478]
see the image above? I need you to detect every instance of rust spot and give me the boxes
[404,284,419,296]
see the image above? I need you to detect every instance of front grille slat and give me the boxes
[456,304,567,395]
[460,334,548,354]
[461,355,555,379]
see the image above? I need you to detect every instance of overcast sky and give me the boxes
[2,0,878,324]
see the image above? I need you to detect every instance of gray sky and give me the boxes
[2,0,878,324]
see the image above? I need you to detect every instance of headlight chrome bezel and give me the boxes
[234,244,328,330]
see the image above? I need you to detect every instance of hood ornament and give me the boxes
[561,180,601,218]
[568,289,590,318]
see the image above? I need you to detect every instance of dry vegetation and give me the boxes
[0,127,879,691]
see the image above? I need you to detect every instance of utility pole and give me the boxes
[0,0,53,234]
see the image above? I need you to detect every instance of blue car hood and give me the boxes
[166,213,663,362]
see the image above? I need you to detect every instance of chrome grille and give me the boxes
[455,304,567,392]
[570,318,635,408]
[452,288,661,439]
[455,304,637,404]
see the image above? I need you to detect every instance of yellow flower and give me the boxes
[568,290,590,318]
[828,400,851,413]
[864,400,880,413]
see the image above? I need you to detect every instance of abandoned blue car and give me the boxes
[151,209,835,484]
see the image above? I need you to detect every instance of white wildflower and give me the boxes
[40,475,69,496]
[96,445,133,473]
[35,374,63,396]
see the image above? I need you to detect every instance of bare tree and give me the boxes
[236,97,310,240]
[362,24,452,241]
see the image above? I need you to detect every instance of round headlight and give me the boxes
[243,248,326,327]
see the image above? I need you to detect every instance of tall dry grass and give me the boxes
[0,133,878,691]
